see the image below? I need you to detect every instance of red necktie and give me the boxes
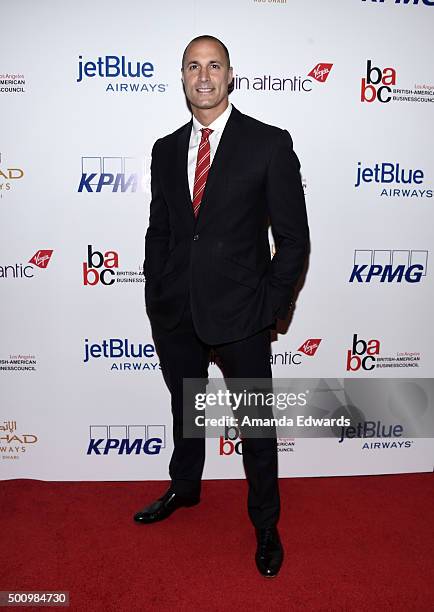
[192,128,213,217]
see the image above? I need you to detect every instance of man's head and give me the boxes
[181,35,233,119]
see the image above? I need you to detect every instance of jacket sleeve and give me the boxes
[266,129,309,318]
[143,140,170,282]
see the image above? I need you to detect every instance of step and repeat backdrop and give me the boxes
[1,0,433,481]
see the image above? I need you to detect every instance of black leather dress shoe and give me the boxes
[133,489,200,524]
[255,527,284,577]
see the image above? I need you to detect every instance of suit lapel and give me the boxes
[196,107,242,225]
[176,119,195,220]
[175,107,243,226]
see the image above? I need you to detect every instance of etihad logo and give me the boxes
[0,419,39,460]
[298,339,322,356]
[29,250,53,269]
[0,152,24,198]
[308,63,333,83]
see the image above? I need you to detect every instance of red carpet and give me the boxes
[1,474,433,611]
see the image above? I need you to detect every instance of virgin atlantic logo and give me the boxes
[308,63,333,83]
[29,250,53,269]
[298,339,322,356]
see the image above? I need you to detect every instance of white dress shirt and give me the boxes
[187,103,233,200]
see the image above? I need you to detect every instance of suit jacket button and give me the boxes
[193,234,199,241]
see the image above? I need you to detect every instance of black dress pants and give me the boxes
[150,300,280,529]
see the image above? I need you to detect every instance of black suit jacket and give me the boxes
[144,106,309,345]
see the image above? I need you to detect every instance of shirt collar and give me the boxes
[192,103,232,137]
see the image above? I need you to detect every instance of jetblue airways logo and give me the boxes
[350,250,428,283]
[83,338,160,372]
[76,55,168,93]
[78,156,143,193]
[87,425,165,455]
[354,162,432,198]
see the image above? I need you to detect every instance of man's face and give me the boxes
[182,39,233,113]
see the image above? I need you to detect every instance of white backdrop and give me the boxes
[1,0,433,481]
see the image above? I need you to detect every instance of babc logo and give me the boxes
[361,60,396,103]
[346,334,380,371]
[219,425,243,456]
[83,245,118,286]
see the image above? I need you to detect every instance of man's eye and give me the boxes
[211,64,220,69]
[189,65,198,70]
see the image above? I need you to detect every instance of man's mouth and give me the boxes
[196,87,213,93]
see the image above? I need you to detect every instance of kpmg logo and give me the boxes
[362,0,434,5]
[83,338,160,372]
[354,162,432,198]
[0,250,53,279]
[78,156,144,193]
[76,55,168,93]
[87,425,165,455]
[350,250,428,283]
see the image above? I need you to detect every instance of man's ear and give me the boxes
[228,66,233,86]
[181,69,184,84]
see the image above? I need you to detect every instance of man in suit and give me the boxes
[134,35,309,578]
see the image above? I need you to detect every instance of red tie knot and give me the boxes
[201,128,213,140]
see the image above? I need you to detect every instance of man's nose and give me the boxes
[198,67,210,81]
